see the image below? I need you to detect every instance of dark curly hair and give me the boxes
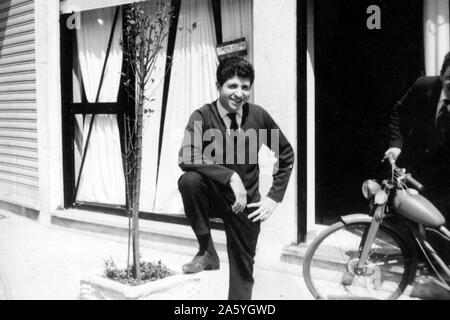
[216,56,255,86]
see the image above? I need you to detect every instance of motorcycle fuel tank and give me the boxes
[392,191,446,227]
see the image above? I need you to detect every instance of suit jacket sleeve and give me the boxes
[388,78,423,149]
[178,110,235,185]
[263,110,295,203]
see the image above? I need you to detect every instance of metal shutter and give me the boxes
[0,0,38,210]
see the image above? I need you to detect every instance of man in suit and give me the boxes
[177,57,294,300]
[386,52,450,261]
[386,52,450,209]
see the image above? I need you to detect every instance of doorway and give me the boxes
[314,0,424,224]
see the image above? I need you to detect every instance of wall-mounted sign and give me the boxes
[216,38,247,61]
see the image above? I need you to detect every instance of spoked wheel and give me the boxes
[303,220,415,300]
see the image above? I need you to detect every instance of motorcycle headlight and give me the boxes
[362,179,381,199]
[374,190,388,205]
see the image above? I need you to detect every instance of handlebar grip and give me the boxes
[405,174,424,191]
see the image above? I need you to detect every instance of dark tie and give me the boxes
[436,99,450,146]
[228,113,239,131]
[227,113,239,164]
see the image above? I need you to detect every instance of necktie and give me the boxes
[228,113,239,131]
[227,113,239,164]
[436,99,450,146]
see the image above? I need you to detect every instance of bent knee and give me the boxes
[178,171,205,193]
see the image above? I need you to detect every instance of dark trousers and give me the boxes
[178,171,261,300]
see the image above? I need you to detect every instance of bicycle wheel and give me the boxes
[303,220,415,300]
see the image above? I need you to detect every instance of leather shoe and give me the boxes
[182,251,220,274]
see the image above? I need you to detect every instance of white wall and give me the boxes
[35,0,64,224]
[253,0,297,267]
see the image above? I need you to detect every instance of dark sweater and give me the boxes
[178,101,294,203]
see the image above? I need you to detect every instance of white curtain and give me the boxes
[424,0,450,75]
[220,0,253,62]
[75,7,126,205]
[154,0,219,213]
[139,0,170,212]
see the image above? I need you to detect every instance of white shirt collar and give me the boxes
[216,100,243,119]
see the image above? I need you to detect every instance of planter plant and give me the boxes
[121,0,172,284]
[80,2,201,299]
[80,258,200,300]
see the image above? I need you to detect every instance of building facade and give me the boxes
[1,0,449,273]
[0,0,300,272]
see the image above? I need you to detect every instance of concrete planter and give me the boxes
[80,273,201,300]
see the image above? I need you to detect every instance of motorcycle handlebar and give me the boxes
[405,174,424,191]
[384,153,424,191]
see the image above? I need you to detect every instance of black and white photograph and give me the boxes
[0,0,449,310]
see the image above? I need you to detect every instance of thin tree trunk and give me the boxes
[125,3,171,281]
[123,116,132,278]
[132,54,146,281]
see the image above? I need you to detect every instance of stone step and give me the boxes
[50,208,308,274]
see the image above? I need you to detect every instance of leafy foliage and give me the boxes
[104,257,174,286]
[122,2,172,107]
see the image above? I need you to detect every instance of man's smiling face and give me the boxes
[217,76,251,113]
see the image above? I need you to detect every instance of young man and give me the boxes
[177,57,294,300]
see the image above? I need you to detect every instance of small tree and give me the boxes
[121,1,172,282]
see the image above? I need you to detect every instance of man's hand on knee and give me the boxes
[247,197,279,222]
[229,172,247,213]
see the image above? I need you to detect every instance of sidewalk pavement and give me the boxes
[0,210,449,300]
[0,210,311,300]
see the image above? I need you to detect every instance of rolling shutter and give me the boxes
[0,0,38,209]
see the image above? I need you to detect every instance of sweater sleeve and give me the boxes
[263,110,295,203]
[178,110,235,185]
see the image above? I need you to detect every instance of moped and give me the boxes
[303,156,450,299]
